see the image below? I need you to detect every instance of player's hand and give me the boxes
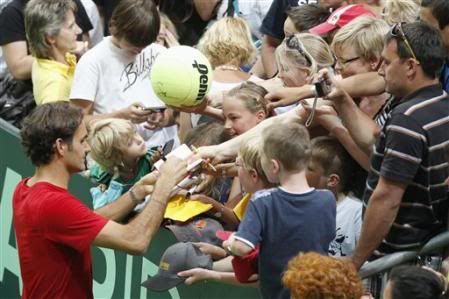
[136,171,159,186]
[157,157,188,189]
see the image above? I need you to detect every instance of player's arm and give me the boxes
[93,157,188,255]
[350,177,405,270]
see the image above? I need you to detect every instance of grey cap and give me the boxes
[141,242,213,292]
[166,217,224,247]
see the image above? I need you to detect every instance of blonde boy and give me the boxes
[226,122,336,299]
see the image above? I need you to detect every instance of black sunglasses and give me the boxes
[390,23,417,60]
[285,35,313,67]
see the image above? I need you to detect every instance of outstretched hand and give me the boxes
[265,86,306,111]
[177,268,219,285]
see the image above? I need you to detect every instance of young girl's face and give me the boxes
[278,57,311,88]
[121,132,147,161]
[223,97,265,136]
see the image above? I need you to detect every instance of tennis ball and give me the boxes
[150,46,212,107]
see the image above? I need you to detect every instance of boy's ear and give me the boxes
[249,169,259,181]
[326,173,340,189]
[255,110,266,122]
[271,159,281,175]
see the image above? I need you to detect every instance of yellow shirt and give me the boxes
[233,193,252,221]
[32,53,76,105]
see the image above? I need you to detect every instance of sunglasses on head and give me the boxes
[390,23,418,61]
[285,35,313,67]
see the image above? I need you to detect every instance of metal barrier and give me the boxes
[359,231,449,298]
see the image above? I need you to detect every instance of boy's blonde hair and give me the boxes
[238,135,271,187]
[88,118,137,173]
[381,0,420,26]
[226,81,270,115]
[331,16,389,62]
[276,33,335,76]
[197,17,256,68]
[262,121,310,172]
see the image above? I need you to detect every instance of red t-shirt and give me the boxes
[13,179,108,299]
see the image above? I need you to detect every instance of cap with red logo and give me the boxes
[309,4,375,36]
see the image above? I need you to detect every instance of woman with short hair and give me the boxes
[25,0,81,105]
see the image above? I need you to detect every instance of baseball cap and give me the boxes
[166,217,224,247]
[141,242,213,292]
[309,4,375,36]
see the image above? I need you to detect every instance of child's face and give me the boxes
[236,156,258,194]
[277,57,310,88]
[121,133,147,161]
[306,159,329,189]
[223,97,264,136]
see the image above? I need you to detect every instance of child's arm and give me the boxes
[178,268,259,287]
[227,238,253,257]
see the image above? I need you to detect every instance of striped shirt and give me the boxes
[363,84,449,256]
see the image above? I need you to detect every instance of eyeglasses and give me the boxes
[285,35,313,67]
[390,23,418,60]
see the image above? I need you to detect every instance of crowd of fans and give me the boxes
[2,0,449,298]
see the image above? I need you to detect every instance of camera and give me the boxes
[313,67,335,97]
[314,80,332,97]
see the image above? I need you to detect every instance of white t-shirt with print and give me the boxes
[70,37,178,147]
[328,195,362,257]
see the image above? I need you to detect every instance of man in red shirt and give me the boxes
[13,102,188,298]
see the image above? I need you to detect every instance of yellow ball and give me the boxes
[150,46,212,107]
